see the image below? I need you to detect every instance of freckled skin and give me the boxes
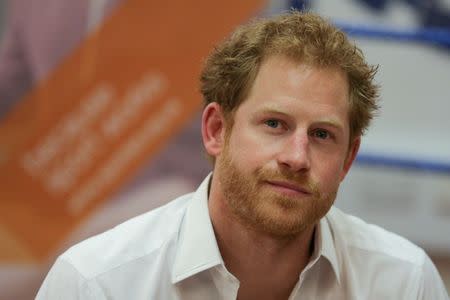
[213,55,359,238]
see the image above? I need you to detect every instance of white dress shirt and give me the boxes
[36,174,449,299]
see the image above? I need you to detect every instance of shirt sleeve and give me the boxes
[415,253,449,300]
[35,257,106,300]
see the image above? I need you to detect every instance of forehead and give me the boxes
[235,55,350,126]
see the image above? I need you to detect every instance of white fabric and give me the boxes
[36,174,449,299]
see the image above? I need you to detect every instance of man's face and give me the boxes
[214,55,359,238]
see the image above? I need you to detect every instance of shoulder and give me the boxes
[59,192,194,279]
[326,207,449,298]
[327,206,426,267]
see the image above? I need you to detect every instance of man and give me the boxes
[36,11,449,299]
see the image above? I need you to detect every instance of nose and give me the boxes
[276,132,311,172]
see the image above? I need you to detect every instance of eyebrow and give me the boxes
[314,120,345,133]
[256,107,291,118]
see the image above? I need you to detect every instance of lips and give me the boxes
[264,180,312,195]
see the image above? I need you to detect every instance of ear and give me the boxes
[339,136,361,182]
[202,102,226,158]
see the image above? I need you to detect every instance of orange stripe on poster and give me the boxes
[0,0,264,262]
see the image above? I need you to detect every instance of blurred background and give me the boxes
[0,0,449,299]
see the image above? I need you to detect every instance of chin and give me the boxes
[250,202,317,238]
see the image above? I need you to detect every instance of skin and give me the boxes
[202,55,360,300]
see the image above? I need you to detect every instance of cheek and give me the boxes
[314,157,347,186]
[229,129,273,164]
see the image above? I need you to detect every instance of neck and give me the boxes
[208,174,316,300]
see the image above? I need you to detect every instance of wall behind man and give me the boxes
[0,0,6,38]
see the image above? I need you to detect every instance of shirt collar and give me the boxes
[171,173,223,283]
[314,207,341,284]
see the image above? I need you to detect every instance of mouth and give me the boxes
[264,180,312,196]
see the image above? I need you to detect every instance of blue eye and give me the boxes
[265,119,280,128]
[313,129,329,139]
